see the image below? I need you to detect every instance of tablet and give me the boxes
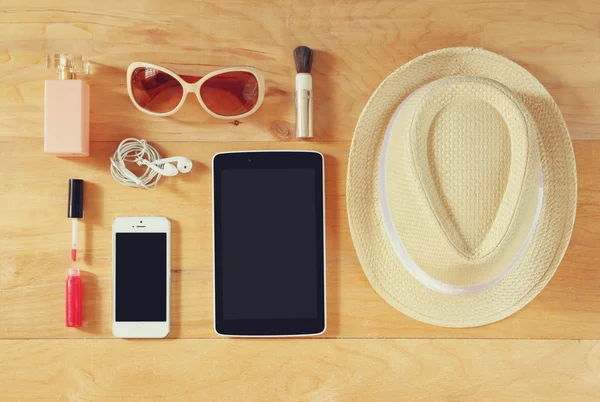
[213,151,326,336]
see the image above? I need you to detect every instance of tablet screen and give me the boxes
[213,152,325,335]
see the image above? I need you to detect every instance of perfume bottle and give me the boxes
[44,53,90,156]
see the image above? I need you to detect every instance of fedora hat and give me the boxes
[347,47,577,327]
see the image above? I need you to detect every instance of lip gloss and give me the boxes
[66,268,82,327]
[68,179,84,261]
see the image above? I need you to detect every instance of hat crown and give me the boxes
[382,76,541,289]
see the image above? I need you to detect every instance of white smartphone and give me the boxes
[112,216,171,338]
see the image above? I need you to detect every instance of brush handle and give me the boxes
[295,73,313,138]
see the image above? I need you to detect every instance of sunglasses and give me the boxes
[126,62,265,119]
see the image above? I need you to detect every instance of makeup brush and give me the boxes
[294,46,314,138]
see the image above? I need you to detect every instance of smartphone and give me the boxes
[112,216,171,338]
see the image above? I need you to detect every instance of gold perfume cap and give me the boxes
[46,53,89,80]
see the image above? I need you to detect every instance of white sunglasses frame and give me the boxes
[126,62,265,119]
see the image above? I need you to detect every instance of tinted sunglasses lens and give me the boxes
[130,67,183,114]
[200,71,259,117]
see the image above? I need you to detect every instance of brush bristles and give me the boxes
[293,46,313,74]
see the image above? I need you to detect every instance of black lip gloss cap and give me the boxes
[68,179,84,218]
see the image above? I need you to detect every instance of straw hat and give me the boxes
[347,47,577,327]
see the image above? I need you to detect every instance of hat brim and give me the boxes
[346,47,577,327]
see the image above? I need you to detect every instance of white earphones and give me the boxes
[140,157,193,177]
[110,138,193,190]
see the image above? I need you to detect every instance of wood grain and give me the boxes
[0,140,598,340]
[1,339,599,401]
[0,0,598,143]
[0,0,599,399]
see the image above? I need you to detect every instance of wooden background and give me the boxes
[1,0,599,400]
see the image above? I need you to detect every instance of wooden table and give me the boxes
[1,0,599,400]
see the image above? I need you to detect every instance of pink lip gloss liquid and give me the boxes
[66,268,82,327]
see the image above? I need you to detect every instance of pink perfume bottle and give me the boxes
[44,53,90,156]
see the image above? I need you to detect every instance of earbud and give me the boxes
[141,161,179,176]
[139,156,192,177]
[152,156,193,174]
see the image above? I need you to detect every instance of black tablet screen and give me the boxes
[221,168,317,319]
[214,152,325,335]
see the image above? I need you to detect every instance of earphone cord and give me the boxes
[110,138,164,190]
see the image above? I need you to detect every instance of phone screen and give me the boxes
[115,232,167,322]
